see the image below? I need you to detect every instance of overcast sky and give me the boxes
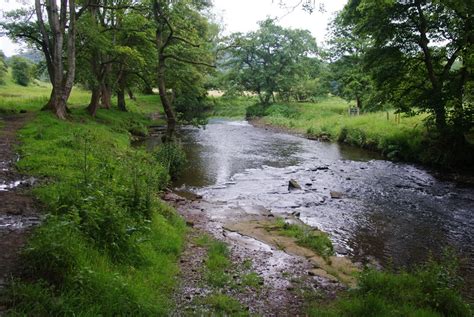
[0,0,347,56]
[212,0,347,43]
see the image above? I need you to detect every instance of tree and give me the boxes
[225,19,317,105]
[1,0,81,119]
[10,56,35,86]
[326,15,375,111]
[151,0,216,140]
[75,0,154,116]
[0,51,7,85]
[340,0,473,134]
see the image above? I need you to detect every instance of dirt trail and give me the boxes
[165,192,345,316]
[0,114,40,313]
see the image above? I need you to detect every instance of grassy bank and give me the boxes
[0,80,187,314]
[209,96,473,169]
[308,255,472,316]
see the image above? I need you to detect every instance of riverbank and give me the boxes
[208,96,474,171]
[0,82,186,314]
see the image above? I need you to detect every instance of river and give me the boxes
[141,119,474,300]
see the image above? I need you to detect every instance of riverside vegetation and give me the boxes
[209,95,474,170]
[0,71,471,317]
[0,78,188,315]
[0,0,473,314]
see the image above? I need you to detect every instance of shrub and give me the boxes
[155,141,187,180]
[10,56,35,86]
[245,103,267,118]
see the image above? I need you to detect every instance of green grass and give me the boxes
[0,70,163,118]
[308,256,472,317]
[261,98,427,161]
[0,79,186,315]
[241,272,264,289]
[269,218,334,259]
[203,293,249,316]
[200,236,232,288]
[206,96,256,118]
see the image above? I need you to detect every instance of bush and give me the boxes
[155,141,187,180]
[245,103,267,118]
[21,216,88,285]
[10,56,35,86]
[0,50,7,85]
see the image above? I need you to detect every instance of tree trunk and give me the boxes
[157,56,176,140]
[117,88,126,112]
[100,83,112,109]
[116,76,127,112]
[87,86,101,116]
[127,88,136,100]
[35,0,76,119]
[356,95,362,109]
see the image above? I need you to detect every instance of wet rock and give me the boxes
[291,211,301,218]
[311,166,329,171]
[288,179,302,190]
[330,191,343,199]
[334,245,348,255]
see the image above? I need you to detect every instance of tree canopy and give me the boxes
[224,19,318,105]
[338,0,473,135]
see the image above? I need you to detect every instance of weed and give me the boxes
[203,293,249,316]
[269,218,334,259]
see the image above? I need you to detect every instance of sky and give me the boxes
[0,0,348,56]
[211,0,347,43]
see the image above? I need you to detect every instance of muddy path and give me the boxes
[166,192,346,316]
[0,114,40,313]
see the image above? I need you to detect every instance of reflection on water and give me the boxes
[139,119,474,300]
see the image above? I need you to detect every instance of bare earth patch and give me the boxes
[0,114,40,314]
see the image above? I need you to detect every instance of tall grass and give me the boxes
[1,88,185,314]
[309,254,472,317]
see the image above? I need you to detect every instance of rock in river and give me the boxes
[330,191,343,199]
[288,179,302,190]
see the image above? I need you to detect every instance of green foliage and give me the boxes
[205,240,232,288]
[225,19,318,105]
[10,56,35,86]
[246,103,300,119]
[241,272,263,289]
[245,103,267,119]
[207,96,256,118]
[5,109,186,315]
[338,0,473,135]
[236,96,472,168]
[0,51,7,85]
[203,294,248,316]
[271,218,334,259]
[309,254,472,317]
[155,141,187,180]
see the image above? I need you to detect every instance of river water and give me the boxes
[142,119,474,299]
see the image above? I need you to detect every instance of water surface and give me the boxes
[142,119,474,299]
